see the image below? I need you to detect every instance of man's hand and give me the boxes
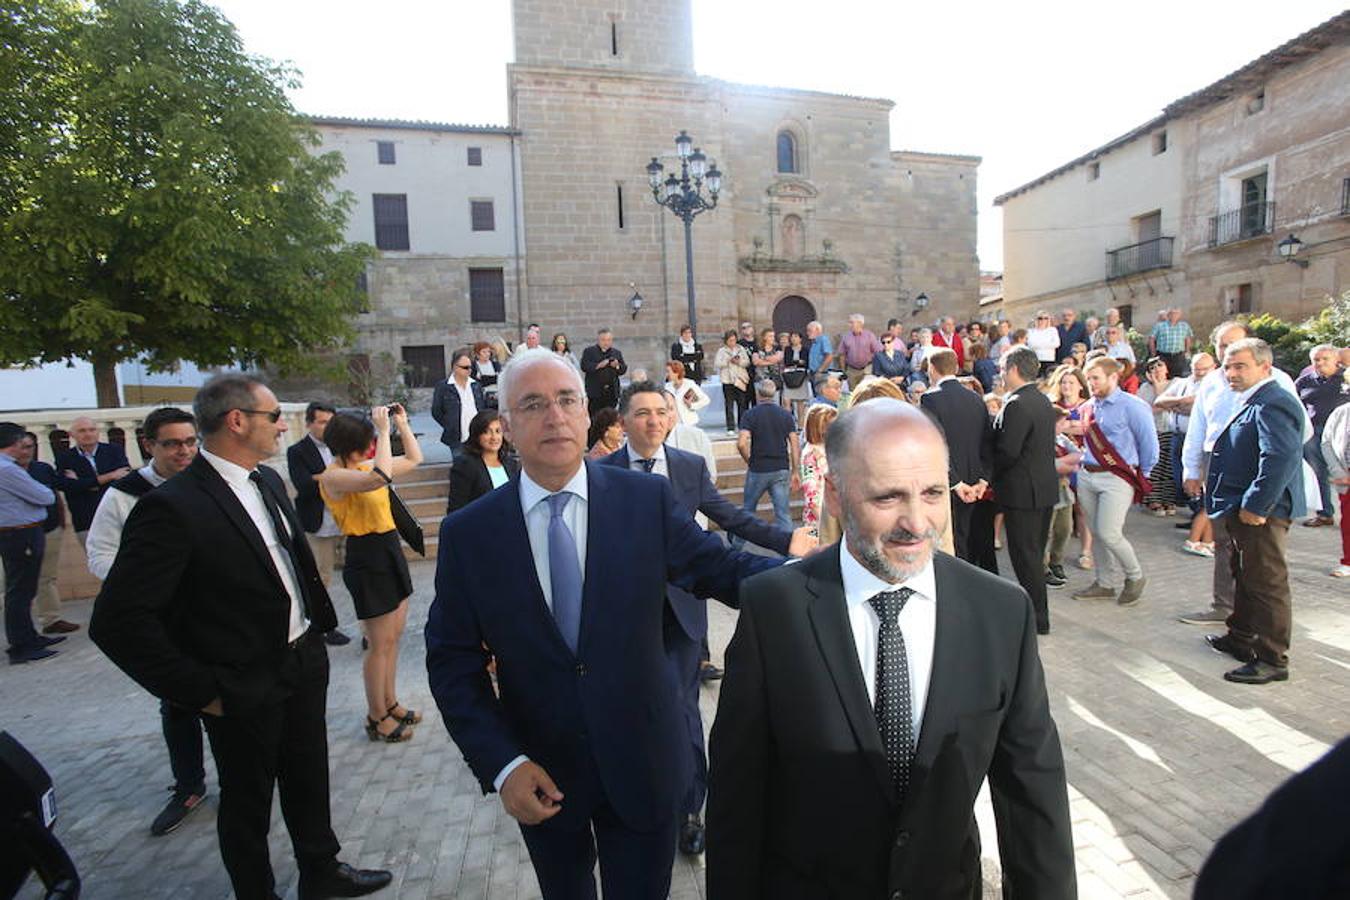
[97,466,131,485]
[500,761,564,825]
[1332,476,1350,486]
[789,471,801,493]
[952,482,977,504]
[1183,478,1204,498]
[201,698,224,717]
[1237,508,1267,527]
[788,527,819,557]
[972,479,988,500]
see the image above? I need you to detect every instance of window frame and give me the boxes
[470,199,496,232]
[469,267,506,323]
[372,193,410,251]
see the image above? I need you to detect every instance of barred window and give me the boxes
[469,268,506,322]
[372,194,409,251]
[471,200,495,232]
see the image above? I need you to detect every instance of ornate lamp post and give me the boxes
[647,130,722,345]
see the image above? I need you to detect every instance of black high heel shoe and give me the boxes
[364,713,413,743]
[388,703,422,726]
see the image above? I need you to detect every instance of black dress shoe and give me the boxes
[324,629,352,646]
[1044,568,1066,587]
[1205,633,1255,663]
[678,817,706,855]
[298,863,392,899]
[1223,660,1289,684]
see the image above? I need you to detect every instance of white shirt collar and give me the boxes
[839,536,937,612]
[626,442,667,467]
[198,446,256,487]
[519,461,589,515]
[139,463,168,487]
[1237,374,1276,406]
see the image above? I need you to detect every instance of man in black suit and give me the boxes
[90,374,390,900]
[707,399,1074,899]
[579,328,627,415]
[286,402,352,647]
[921,348,992,563]
[993,345,1060,634]
[599,381,815,857]
[430,348,486,451]
[54,416,131,546]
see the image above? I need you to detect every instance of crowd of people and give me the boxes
[0,301,1345,899]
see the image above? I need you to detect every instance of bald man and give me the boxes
[708,399,1074,899]
[54,416,131,547]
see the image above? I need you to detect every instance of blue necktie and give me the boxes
[546,492,583,653]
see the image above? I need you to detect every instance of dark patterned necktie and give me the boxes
[869,587,915,796]
[248,470,311,619]
[638,457,656,473]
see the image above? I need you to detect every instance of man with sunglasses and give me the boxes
[92,374,390,900]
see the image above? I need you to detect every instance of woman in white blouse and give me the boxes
[1026,311,1062,376]
[664,360,710,426]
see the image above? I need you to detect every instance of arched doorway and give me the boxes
[773,295,816,339]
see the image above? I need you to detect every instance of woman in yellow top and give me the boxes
[316,403,424,742]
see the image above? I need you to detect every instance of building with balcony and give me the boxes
[996,12,1350,336]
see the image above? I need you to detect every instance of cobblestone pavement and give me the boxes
[5,509,1347,899]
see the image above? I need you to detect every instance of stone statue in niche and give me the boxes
[781,214,804,260]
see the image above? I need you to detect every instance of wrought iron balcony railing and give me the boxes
[1105,236,1174,280]
[1208,201,1275,247]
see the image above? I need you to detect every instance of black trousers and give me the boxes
[968,501,999,575]
[200,633,341,900]
[950,498,975,563]
[1,526,43,656]
[161,698,206,796]
[1002,506,1053,631]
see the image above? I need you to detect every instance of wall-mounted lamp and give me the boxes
[911,291,930,318]
[1276,233,1309,269]
[627,283,644,319]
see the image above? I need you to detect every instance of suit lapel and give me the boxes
[499,476,573,656]
[189,456,288,593]
[578,460,611,655]
[805,548,896,802]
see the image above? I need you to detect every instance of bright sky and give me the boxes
[210,0,1345,270]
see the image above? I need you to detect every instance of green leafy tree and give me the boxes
[0,0,372,406]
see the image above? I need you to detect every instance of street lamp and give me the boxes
[627,284,644,319]
[1276,233,1309,268]
[647,129,722,345]
[912,292,930,318]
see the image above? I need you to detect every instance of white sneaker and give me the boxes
[1331,564,1350,578]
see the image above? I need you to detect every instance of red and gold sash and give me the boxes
[1085,420,1152,502]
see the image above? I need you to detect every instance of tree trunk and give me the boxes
[93,357,121,408]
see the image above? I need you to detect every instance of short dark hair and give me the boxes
[1003,346,1041,382]
[0,422,24,450]
[195,372,265,436]
[322,411,375,462]
[723,329,738,342]
[619,379,665,414]
[464,409,508,457]
[305,401,337,424]
[587,407,622,449]
[142,407,196,441]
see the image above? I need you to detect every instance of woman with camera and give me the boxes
[316,403,424,743]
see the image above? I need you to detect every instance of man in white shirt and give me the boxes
[707,399,1074,898]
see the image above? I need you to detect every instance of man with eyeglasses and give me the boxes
[427,348,782,899]
[91,374,391,900]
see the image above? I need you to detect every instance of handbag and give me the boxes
[372,466,425,557]
[783,369,808,389]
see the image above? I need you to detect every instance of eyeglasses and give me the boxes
[455,364,472,370]
[154,436,199,450]
[510,394,586,419]
[238,408,284,423]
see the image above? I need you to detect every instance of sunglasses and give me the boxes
[238,408,283,423]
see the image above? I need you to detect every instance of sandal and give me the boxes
[1077,554,1094,570]
[388,703,422,726]
[365,713,413,743]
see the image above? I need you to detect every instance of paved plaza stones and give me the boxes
[5,506,1346,899]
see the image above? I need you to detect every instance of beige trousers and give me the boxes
[35,528,64,626]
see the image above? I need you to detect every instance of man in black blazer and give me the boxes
[921,348,993,563]
[992,346,1060,634]
[54,416,131,544]
[579,327,627,415]
[708,399,1074,899]
[430,348,486,451]
[90,374,390,900]
[285,402,351,647]
[599,381,815,857]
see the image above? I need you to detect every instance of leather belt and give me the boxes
[0,522,42,532]
[1083,464,1110,473]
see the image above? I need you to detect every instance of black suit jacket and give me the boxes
[54,442,130,531]
[579,344,627,405]
[922,379,993,487]
[707,548,1075,899]
[446,451,521,514]
[992,383,1059,510]
[89,454,337,715]
[286,435,328,534]
[430,378,486,449]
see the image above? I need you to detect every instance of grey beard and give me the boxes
[842,507,940,582]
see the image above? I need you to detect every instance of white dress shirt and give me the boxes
[85,464,166,580]
[838,538,937,738]
[626,442,669,478]
[453,378,479,444]
[199,448,309,642]
[308,435,342,538]
[495,462,591,791]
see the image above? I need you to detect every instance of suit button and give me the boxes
[894,830,910,849]
[575,663,586,675]
[890,891,902,900]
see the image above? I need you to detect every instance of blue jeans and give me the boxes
[733,469,791,548]
[1304,432,1333,517]
[2,526,44,656]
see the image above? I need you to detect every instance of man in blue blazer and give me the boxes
[425,350,782,899]
[54,416,131,543]
[1203,338,1305,685]
[598,380,815,857]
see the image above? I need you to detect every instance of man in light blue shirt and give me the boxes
[0,422,61,664]
[1071,357,1159,607]
[806,319,834,387]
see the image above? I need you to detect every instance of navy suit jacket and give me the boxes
[430,379,486,449]
[425,460,782,831]
[1056,321,1087,361]
[598,444,791,642]
[1205,380,1306,522]
[54,441,130,531]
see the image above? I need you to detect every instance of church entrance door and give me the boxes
[772,295,816,338]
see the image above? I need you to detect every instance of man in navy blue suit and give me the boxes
[54,416,131,546]
[598,381,816,857]
[1202,338,1305,685]
[425,350,783,899]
